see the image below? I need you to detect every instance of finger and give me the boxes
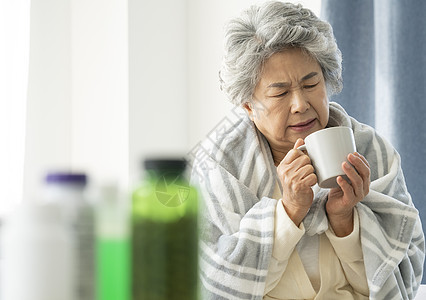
[352,154,370,194]
[276,148,298,168]
[353,152,370,168]
[294,138,305,149]
[280,146,308,166]
[348,153,369,176]
[277,152,309,182]
[348,153,370,194]
[287,170,317,190]
[336,175,355,201]
[294,154,313,171]
[301,172,317,187]
[342,161,364,198]
[295,164,315,181]
[278,154,312,182]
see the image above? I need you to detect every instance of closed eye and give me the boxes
[271,81,319,98]
[274,91,289,97]
[304,82,319,89]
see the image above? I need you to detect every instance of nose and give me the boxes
[290,89,310,114]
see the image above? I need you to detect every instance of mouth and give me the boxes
[289,118,316,132]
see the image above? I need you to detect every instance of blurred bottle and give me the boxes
[0,202,75,300]
[95,183,130,300]
[43,172,94,300]
[132,158,199,300]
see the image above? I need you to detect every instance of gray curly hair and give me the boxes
[219,1,343,106]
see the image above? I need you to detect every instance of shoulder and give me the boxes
[190,107,260,175]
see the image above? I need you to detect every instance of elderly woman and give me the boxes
[191,2,424,299]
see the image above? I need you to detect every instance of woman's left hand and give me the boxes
[326,152,370,237]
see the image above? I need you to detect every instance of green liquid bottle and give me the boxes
[96,184,130,300]
[132,158,199,300]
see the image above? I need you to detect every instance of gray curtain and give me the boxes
[321,0,426,283]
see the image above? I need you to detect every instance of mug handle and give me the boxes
[297,145,307,151]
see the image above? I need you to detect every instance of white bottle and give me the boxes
[43,172,94,300]
[0,203,75,300]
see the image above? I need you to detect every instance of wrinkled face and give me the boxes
[243,48,329,154]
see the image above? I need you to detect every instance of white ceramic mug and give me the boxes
[297,126,356,189]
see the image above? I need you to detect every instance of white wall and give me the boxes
[128,0,188,186]
[0,0,30,216]
[187,0,251,149]
[24,0,72,200]
[71,0,129,189]
[24,0,128,199]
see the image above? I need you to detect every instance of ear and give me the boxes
[242,102,255,121]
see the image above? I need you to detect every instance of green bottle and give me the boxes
[132,158,198,300]
[96,184,130,300]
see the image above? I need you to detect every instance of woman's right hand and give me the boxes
[276,138,317,226]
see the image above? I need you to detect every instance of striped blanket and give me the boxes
[190,102,424,299]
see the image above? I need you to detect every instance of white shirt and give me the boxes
[264,184,369,300]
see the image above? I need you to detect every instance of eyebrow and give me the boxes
[266,72,319,88]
